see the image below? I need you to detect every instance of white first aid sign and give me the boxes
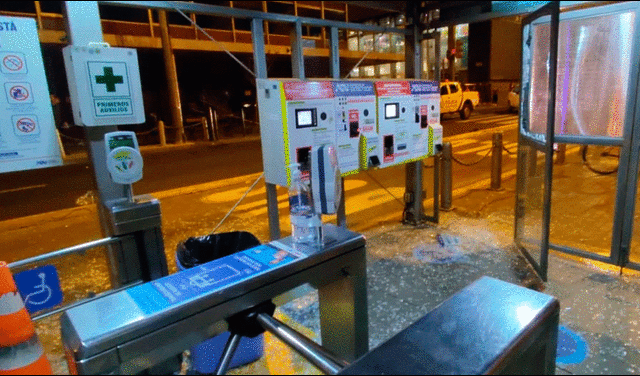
[63,46,145,126]
[0,17,63,174]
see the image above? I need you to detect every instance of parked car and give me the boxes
[508,84,520,113]
[440,81,480,120]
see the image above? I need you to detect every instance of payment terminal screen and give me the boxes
[108,135,135,151]
[385,103,399,119]
[295,109,317,128]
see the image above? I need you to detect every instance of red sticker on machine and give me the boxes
[420,105,428,116]
[349,109,359,123]
[374,81,411,97]
[283,81,334,101]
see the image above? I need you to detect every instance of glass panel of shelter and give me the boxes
[516,1,640,277]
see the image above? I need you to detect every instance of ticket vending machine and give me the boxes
[374,81,416,168]
[331,81,379,175]
[409,80,443,159]
[256,80,336,186]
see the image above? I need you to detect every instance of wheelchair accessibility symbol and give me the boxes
[24,273,52,306]
[14,265,63,314]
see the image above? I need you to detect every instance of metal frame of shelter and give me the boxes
[101,0,442,241]
[514,1,640,280]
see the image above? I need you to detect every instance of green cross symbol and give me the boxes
[95,67,124,92]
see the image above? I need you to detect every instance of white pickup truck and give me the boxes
[440,82,480,120]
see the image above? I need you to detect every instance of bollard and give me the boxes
[208,107,217,142]
[441,141,453,211]
[158,120,167,146]
[555,143,566,164]
[241,107,247,136]
[491,132,503,190]
[201,116,210,141]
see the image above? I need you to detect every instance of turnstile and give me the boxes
[61,224,368,374]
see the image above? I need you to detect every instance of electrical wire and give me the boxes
[344,32,387,79]
[210,172,265,234]
[172,7,256,79]
[363,170,405,208]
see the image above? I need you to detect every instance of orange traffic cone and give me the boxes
[0,262,52,375]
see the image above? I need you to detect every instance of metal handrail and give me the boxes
[31,280,143,322]
[8,236,127,270]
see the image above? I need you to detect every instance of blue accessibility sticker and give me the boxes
[13,265,64,314]
[127,244,301,316]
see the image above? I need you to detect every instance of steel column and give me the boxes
[63,1,135,287]
[329,27,340,79]
[159,10,185,144]
[328,26,347,228]
[403,2,426,225]
[291,21,305,79]
[252,18,281,241]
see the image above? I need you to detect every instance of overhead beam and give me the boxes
[100,1,410,34]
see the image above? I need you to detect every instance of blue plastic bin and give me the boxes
[175,232,264,373]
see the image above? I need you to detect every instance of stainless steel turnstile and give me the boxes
[61,225,368,374]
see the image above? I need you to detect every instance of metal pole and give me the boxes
[63,1,132,288]
[55,129,66,159]
[441,141,453,211]
[158,120,167,146]
[252,18,281,240]
[491,132,503,190]
[241,107,247,136]
[447,25,455,80]
[202,116,210,140]
[213,109,220,141]
[257,313,348,375]
[158,10,185,144]
[208,106,217,142]
[213,333,242,375]
[329,26,347,228]
[555,143,566,164]
[403,1,425,225]
[291,21,305,79]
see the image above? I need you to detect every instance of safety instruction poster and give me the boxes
[127,244,305,315]
[0,16,62,174]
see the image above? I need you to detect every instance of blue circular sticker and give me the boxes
[557,325,588,365]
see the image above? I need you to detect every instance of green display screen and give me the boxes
[108,135,135,151]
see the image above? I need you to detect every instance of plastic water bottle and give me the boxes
[288,164,322,245]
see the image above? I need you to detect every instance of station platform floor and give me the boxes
[218,146,640,375]
[26,141,640,375]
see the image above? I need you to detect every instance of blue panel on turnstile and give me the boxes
[127,244,301,314]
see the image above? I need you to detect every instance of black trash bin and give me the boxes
[175,231,263,374]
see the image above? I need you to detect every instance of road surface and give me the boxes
[0,111,518,221]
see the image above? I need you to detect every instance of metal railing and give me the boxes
[440,131,568,211]
[8,235,136,321]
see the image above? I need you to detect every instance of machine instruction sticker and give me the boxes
[0,17,62,173]
[127,244,303,315]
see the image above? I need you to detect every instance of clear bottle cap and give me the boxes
[288,163,302,181]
